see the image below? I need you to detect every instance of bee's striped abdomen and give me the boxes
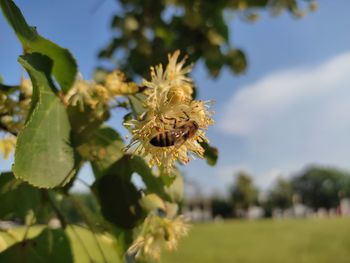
[149,121,198,148]
[150,132,176,147]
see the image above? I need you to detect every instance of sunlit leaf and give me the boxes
[129,156,173,201]
[164,170,184,202]
[139,193,165,212]
[13,53,75,188]
[0,228,73,263]
[0,0,77,92]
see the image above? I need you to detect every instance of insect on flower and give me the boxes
[149,112,199,147]
[125,51,214,172]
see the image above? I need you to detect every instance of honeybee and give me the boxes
[150,120,199,147]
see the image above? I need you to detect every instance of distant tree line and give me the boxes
[211,166,350,219]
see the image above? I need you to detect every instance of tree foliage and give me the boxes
[268,177,293,209]
[99,0,318,78]
[230,171,258,212]
[292,166,350,210]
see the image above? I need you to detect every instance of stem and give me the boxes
[22,212,36,241]
[44,190,67,229]
[77,177,91,189]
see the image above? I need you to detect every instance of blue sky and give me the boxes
[1,0,350,195]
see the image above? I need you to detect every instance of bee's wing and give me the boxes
[172,128,187,146]
[172,129,182,138]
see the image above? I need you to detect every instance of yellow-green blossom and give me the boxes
[0,136,16,159]
[105,70,139,96]
[125,51,214,172]
[65,75,96,111]
[143,50,193,112]
[127,213,189,261]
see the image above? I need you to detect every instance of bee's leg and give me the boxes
[181,111,190,121]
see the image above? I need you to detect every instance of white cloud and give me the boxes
[217,52,350,188]
[219,52,350,136]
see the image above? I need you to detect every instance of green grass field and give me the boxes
[163,218,350,263]
[1,218,349,262]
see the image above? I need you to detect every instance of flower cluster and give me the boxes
[0,77,32,135]
[65,71,138,117]
[127,211,189,261]
[0,135,16,159]
[125,51,214,172]
[0,78,33,158]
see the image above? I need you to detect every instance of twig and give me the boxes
[22,212,36,241]
[77,177,91,189]
[45,190,67,229]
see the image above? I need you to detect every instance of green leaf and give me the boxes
[66,225,122,263]
[0,228,73,263]
[0,225,123,263]
[13,53,75,188]
[92,156,144,229]
[128,93,146,117]
[129,156,172,201]
[83,126,124,178]
[0,172,41,220]
[67,106,109,147]
[226,49,247,75]
[164,170,184,202]
[139,193,165,212]
[0,0,77,92]
[201,141,218,166]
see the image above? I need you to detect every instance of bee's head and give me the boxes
[192,120,199,129]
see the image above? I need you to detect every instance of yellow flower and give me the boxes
[125,51,214,173]
[65,75,96,111]
[143,50,194,112]
[105,70,139,96]
[65,72,138,115]
[127,213,190,261]
[20,77,33,98]
[0,136,16,159]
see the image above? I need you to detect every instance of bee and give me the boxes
[150,120,199,147]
